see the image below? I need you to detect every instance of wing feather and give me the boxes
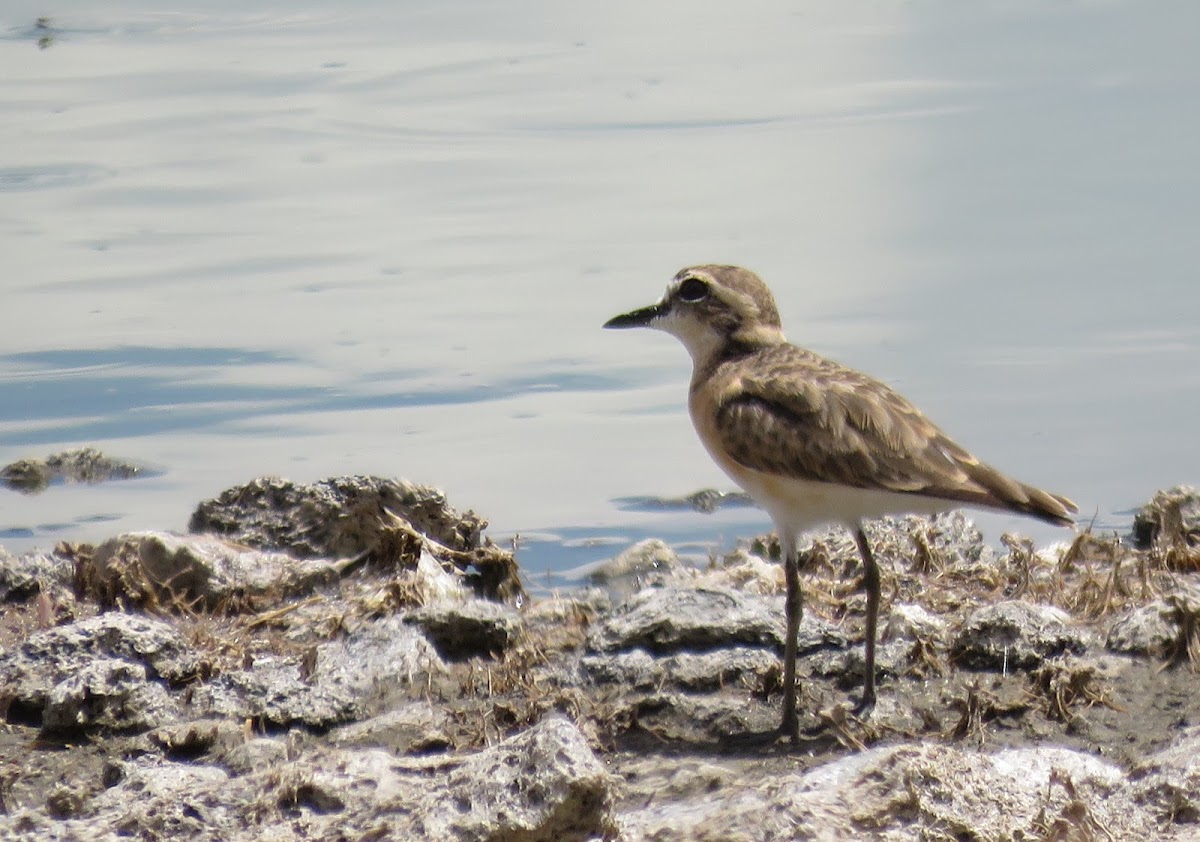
[710,346,1077,525]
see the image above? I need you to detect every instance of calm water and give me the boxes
[2,1,1198,575]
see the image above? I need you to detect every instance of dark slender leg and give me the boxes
[852,526,879,717]
[780,545,802,742]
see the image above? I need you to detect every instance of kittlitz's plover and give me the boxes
[605,264,1076,742]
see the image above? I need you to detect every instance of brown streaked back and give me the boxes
[704,342,1078,526]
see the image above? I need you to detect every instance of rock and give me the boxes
[951,600,1087,670]
[147,719,245,761]
[406,599,522,660]
[41,658,179,734]
[587,538,685,592]
[582,646,779,692]
[1132,485,1200,548]
[80,531,341,613]
[619,691,779,743]
[409,548,469,603]
[683,488,754,513]
[189,616,442,729]
[318,615,445,696]
[0,548,74,602]
[618,743,1150,840]
[702,547,782,595]
[589,586,844,655]
[845,744,1143,840]
[807,639,910,687]
[611,488,754,514]
[1107,600,1179,658]
[189,650,363,730]
[69,756,231,840]
[520,590,609,654]
[221,736,291,776]
[0,715,614,841]
[189,474,485,555]
[882,602,949,643]
[1130,726,1200,823]
[187,475,522,601]
[762,511,994,572]
[378,715,616,840]
[876,510,995,568]
[329,702,452,754]
[523,588,612,626]
[0,447,144,494]
[0,614,201,725]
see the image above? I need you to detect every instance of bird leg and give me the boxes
[780,544,803,742]
[852,526,880,717]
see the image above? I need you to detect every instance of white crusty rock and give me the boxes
[951,600,1088,669]
[85,531,341,611]
[618,743,1154,840]
[589,585,844,655]
[0,715,616,842]
[0,613,200,731]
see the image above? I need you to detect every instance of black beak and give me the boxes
[603,302,665,329]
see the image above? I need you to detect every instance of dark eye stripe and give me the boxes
[678,277,709,302]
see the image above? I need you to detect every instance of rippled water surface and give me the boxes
[2,1,1198,574]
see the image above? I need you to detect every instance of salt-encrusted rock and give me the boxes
[329,701,452,754]
[0,614,200,724]
[807,639,910,686]
[883,601,949,643]
[405,598,522,660]
[221,737,291,776]
[379,715,616,840]
[188,474,479,553]
[1132,485,1200,548]
[589,586,845,655]
[189,651,361,729]
[408,548,469,603]
[875,510,995,568]
[618,743,1151,840]
[0,548,75,602]
[1130,726,1200,823]
[41,658,179,734]
[588,538,685,589]
[523,588,611,631]
[187,475,521,600]
[82,531,341,612]
[777,511,994,571]
[41,756,231,841]
[619,487,754,514]
[845,744,1143,840]
[582,646,779,692]
[702,547,782,595]
[147,718,246,762]
[951,600,1087,669]
[1107,600,1180,657]
[0,447,144,493]
[11,715,616,842]
[189,616,441,729]
[618,692,780,743]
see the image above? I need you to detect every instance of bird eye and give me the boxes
[677,278,709,302]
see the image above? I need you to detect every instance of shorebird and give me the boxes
[604,265,1076,742]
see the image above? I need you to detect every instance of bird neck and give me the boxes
[689,325,785,386]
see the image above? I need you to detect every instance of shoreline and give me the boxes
[1,473,1198,839]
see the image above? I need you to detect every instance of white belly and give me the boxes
[731,467,948,535]
[686,381,948,541]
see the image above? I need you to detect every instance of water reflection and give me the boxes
[0,345,639,446]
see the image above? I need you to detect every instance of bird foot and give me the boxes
[850,693,876,720]
[718,728,791,751]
